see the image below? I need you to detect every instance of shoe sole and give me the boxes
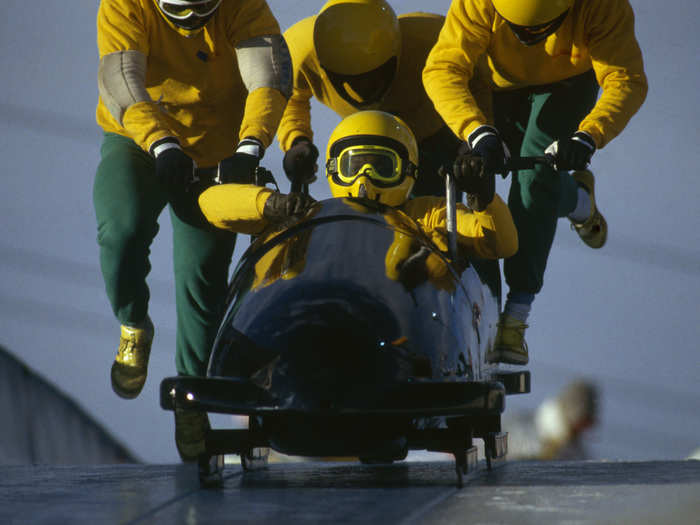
[584,213,607,249]
[110,363,146,399]
[110,380,142,399]
[572,170,607,249]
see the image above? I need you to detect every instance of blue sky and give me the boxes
[0,0,698,462]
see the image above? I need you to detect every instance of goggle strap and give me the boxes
[327,157,338,174]
[405,162,416,179]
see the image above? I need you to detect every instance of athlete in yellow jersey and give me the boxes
[276,0,460,198]
[423,0,647,365]
[94,0,292,460]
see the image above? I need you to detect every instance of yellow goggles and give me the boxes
[334,145,403,187]
[158,0,221,19]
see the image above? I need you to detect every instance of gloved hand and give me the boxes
[218,137,264,184]
[283,137,319,186]
[544,131,596,171]
[262,191,316,223]
[449,142,495,211]
[152,139,214,227]
[152,140,195,191]
[466,125,510,177]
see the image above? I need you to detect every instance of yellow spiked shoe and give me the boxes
[110,316,154,399]
[486,314,529,365]
[570,170,607,249]
[175,408,210,462]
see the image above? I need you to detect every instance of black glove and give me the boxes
[450,142,495,211]
[283,137,319,186]
[466,125,509,177]
[218,137,264,184]
[263,192,316,223]
[152,140,195,191]
[152,139,215,227]
[544,131,596,171]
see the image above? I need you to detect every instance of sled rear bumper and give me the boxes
[160,375,521,417]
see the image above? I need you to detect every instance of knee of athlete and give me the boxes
[517,177,559,217]
[97,213,157,252]
[174,261,229,293]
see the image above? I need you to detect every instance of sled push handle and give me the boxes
[290,179,309,195]
[288,161,316,196]
[501,155,555,173]
[445,169,459,261]
[290,170,312,196]
[444,155,554,259]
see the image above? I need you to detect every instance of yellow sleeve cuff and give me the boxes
[122,101,177,153]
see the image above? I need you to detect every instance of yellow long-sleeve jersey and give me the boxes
[277,13,447,151]
[199,185,517,260]
[423,0,648,148]
[96,0,286,167]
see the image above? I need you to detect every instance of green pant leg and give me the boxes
[93,132,167,326]
[500,71,599,295]
[171,207,236,376]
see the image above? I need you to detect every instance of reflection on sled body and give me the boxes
[161,198,529,484]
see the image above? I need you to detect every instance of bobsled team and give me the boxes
[94,0,646,459]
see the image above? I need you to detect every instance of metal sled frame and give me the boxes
[160,371,529,487]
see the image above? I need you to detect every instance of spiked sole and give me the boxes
[111,362,147,399]
[571,170,607,249]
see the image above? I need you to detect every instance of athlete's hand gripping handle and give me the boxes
[283,136,319,193]
[263,192,316,223]
[544,131,596,171]
[466,125,510,178]
[152,138,196,192]
[218,137,264,184]
[449,142,496,212]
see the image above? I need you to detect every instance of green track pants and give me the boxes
[494,70,600,297]
[93,133,236,376]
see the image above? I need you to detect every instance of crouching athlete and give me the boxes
[94,0,292,462]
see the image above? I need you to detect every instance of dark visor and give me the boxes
[507,9,569,46]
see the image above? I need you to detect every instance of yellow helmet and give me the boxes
[315,0,400,75]
[314,0,400,107]
[326,111,418,207]
[492,0,573,26]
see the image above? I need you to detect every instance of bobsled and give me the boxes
[161,192,530,487]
